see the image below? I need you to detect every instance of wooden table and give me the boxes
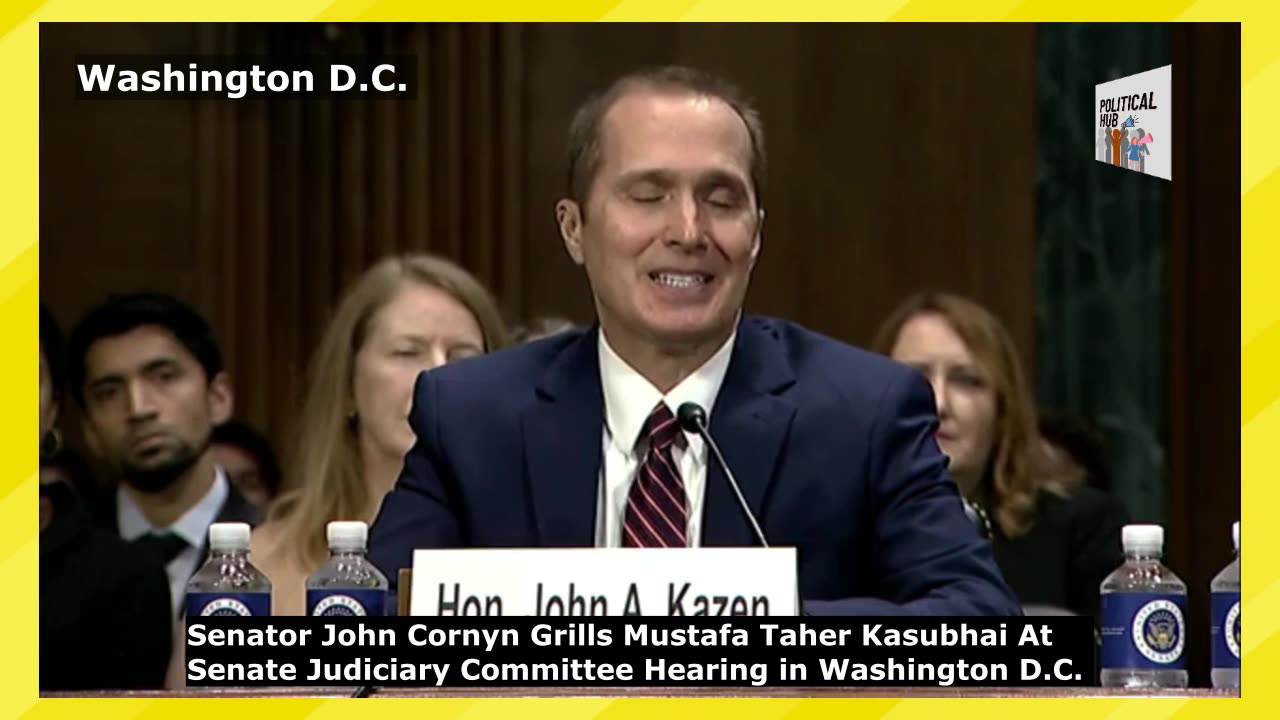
[43,687,1239,699]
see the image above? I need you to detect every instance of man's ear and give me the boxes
[556,199,586,266]
[207,371,234,426]
[749,208,765,269]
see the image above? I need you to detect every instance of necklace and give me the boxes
[964,498,994,539]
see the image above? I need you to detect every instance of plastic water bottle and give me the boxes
[306,521,388,616]
[1210,521,1241,689]
[186,522,272,616]
[1099,524,1188,688]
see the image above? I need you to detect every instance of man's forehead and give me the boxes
[597,88,752,173]
[86,325,194,372]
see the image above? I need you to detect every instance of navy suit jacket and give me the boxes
[368,315,1020,616]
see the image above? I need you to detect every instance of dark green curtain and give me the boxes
[1035,23,1170,523]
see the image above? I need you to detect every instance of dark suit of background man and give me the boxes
[369,66,1020,615]
[68,293,259,621]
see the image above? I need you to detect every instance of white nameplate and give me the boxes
[409,547,797,616]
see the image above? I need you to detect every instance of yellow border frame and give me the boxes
[7,5,1270,718]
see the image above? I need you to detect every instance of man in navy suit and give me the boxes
[369,66,1019,616]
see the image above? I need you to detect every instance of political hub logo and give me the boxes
[1095,64,1171,180]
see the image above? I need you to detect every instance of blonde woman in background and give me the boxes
[252,254,509,615]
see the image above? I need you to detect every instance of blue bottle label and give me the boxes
[186,591,271,617]
[308,588,387,617]
[1210,591,1241,669]
[1100,592,1186,670]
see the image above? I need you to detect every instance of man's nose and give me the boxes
[665,192,704,248]
[126,381,158,420]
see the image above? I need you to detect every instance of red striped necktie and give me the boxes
[622,402,689,548]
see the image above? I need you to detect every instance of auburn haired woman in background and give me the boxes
[874,291,1128,617]
[252,254,509,615]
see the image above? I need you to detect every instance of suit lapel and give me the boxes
[702,317,797,546]
[521,328,605,547]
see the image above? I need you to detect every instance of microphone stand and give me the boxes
[676,402,810,614]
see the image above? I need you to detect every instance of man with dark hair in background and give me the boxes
[68,293,259,620]
[211,419,283,511]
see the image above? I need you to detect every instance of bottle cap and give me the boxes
[327,521,368,551]
[209,522,251,552]
[1233,521,1240,552]
[1121,524,1164,553]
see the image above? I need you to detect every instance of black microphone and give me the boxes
[676,402,769,548]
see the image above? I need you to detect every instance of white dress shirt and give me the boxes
[595,330,736,548]
[118,467,229,619]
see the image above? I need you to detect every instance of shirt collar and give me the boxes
[117,466,229,549]
[598,329,736,455]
